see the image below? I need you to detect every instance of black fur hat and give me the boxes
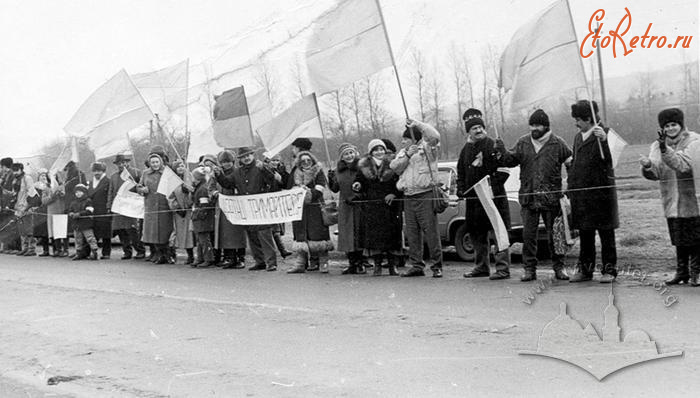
[658,108,684,129]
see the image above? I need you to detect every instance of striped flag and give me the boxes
[156,166,184,196]
[474,176,510,252]
[306,0,393,95]
[257,94,324,158]
[212,86,254,148]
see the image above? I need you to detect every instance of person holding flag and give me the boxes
[457,109,511,280]
[567,100,619,283]
[137,149,174,264]
[107,154,145,260]
[496,109,572,282]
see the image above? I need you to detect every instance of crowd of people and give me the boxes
[1,102,697,286]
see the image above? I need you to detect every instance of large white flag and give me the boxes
[131,60,189,133]
[473,176,510,252]
[306,0,393,95]
[156,166,184,196]
[257,94,324,158]
[499,0,587,110]
[64,69,153,158]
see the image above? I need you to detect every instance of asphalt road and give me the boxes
[0,252,698,397]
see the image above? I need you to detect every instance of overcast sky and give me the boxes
[0,0,697,157]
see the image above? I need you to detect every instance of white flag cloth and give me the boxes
[499,0,587,110]
[306,0,393,95]
[607,127,627,169]
[112,189,144,219]
[257,94,324,158]
[131,60,189,134]
[49,214,68,239]
[64,69,153,158]
[156,166,184,196]
[473,176,510,252]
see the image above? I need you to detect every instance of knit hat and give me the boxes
[381,138,397,154]
[237,147,256,158]
[91,162,107,172]
[367,139,387,154]
[337,142,357,157]
[291,137,312,151]
[74,184,88,194]
[0,157,13,168]
[463,108,485,132]
[658,108,684,129]
[570,100,599,122]
[199,154,218,166]
[217,150,236,164]
[402,127,422,142]
[528,109,550,127]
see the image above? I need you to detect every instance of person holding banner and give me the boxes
[390,119,443,278]
[496,109,572,282]
[107,154,145,260]
[457,109,511,280]
[353,139,402,276]
[213,150,248,269]
[287,150,333,274]
[328,143,367,275]
[641,108,700,287]
[567,100,620,283]
[137,150,174,264]
[88,162,112,259]
[168,159,195,265]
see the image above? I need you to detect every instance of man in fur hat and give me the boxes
[496,109,572,282]
[567,100,619,283]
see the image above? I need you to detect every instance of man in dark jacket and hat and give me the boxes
[88,161,112,259]
[567,100,619,283]
[458,108,512,280]
[107,153,145,259]
[496,109,572,282]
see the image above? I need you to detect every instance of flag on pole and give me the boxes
[607,128,627,169]
[499,0,587,110]
[257,94,324,158]
[473,176,510,252]
[248,88,274,131]
[156,166,184,196]
[64,69,153,158]
[212,86,254,148]
[131,60,189,133]
[305,0,393,95]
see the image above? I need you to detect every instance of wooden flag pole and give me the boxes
[184,58,191,161]
[375,0,409,120]
[312,93,333,167]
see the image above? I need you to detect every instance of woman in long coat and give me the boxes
[33,170,51,256]
[328,143,367,274]
[286,151,333,274]
[353,139,403,276]
[168,159,195,264]
[214,150,248,268]
[137,152,173,264]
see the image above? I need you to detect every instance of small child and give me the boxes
[67,184,99,260]
[190,167,215,267]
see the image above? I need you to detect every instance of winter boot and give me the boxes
[16,236,28,256]
[569,263,594,283]
[319,252,329,274]
[520,267,537,282]
[24,237,37,256]
[667,246,690,285]
[273,231,292,258]
[287,246,308,274]
[342,252,359,274]
[387,254,399,276]
[39,240,50,257]
[58,239,69,257]
[89,249,98,260]
[185,248,194,265]
[372,254,384,276]
[689,248,700,287]
[600,263,617,283]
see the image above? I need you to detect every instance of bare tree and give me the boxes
[448,42,474,126]
[481,44,507,135]
[348,82,365,138]
[410,48,427,121]
[366,76,389,137]
[333,90,348,142]
[255,58,277,111]
[291,56,307,100]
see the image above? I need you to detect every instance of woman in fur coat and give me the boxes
[353,139,403,276]
[287,151,333,274]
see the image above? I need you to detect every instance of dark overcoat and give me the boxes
[141,167,173,244]
[191,179,215,233]
[88,176,112,239]
[457,137,511,233]
[214,167,247,248]
[353,155,402,251]
[567,127,619,230]
[328,158,362,252]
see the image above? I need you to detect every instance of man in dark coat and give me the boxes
[213,150,247,269]
[107,154,145,259]
[191,166,216,267]
[567,100,620,283]
[0,157,21,253]
[63,160,87,254]
[496,109,572,282]
[226,147,279,272]
[88,162,112,259]
[457,109,511,280]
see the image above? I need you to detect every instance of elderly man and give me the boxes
[88,162,113,259]
[107,154,145,260]
[496,109,572,282]
[390,119,443,278]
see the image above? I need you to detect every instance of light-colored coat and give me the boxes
[390,121,440,196]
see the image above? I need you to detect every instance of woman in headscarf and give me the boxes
[137,150,174,264]
[286,151,333,273]
[328,143,367,274]
[353,139,403,276]
[168,159,195,265]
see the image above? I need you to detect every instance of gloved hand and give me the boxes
[657,129,667,153]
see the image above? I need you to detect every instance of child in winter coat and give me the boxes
[67,184,99,260]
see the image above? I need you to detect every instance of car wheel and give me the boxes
[454,224,475,262]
